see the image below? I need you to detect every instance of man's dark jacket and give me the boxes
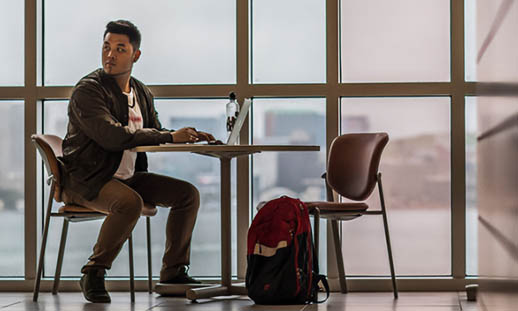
[60,69,173,201]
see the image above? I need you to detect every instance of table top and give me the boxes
[135,144,320,153]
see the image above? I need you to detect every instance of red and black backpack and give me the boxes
[245,196,329,305]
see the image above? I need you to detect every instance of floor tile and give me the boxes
[319,292,459,306]
[0,292,478,311]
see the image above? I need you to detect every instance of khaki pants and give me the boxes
[62,172,200,282]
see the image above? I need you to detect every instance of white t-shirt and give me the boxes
[114,88,143,180]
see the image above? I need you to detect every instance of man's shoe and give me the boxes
[161,265,201,284]
[79,269,111,303]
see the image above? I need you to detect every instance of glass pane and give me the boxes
[476,0,518,83]
[44,0,236,86]
[148,99,229,277]
[0,1,24,85]
[43,99,230,277]
[42,101,98,276]
[340,0,450,82]
[43,102,68,139]
[251,98,327,272]
[465,0,477,81]
[466,97,478,275]
[340,97,451,275]
[251,0,326,83]
[0,102,24,276]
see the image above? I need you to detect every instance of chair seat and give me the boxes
[306,201,368,220]
[58,203,158,217]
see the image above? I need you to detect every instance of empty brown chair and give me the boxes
[31,134,157,302]
[306,133,398,298]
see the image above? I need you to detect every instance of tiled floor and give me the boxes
[0,292,479,311]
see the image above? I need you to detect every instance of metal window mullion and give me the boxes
[32,83,480,100]
[24,0,38,281]
[338,82,453,96]
[0,87,26,99]
[325,0,340,283]
[236,0,251,280]
[450,0,466,280]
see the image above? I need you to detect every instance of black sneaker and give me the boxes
[79,268,111,303]
[162,266,201,284]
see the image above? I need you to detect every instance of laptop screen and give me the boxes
[226,98,251,145]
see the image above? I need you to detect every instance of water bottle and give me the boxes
[226,92,239,142]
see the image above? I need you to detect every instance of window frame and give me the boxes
[0,0,472,291]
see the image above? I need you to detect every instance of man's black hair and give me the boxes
[103,20,141,51]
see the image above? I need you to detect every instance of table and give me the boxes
[135,144,320,301]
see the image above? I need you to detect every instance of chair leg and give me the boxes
[146,216,153,294]
[331,219,348,293]
[33,181,56,302]
[312,208,320,257]
[378,173,398,299]
[128,234,135,303]
[52,218,69,295]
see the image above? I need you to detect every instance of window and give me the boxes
[474,0,518,83]
[43,101,68,139]
[341,97,451,275]
[150,99,230,276]
[0,101,24,276]
[251,98,327,270]
[465,97,477,275]
[341,0,450,82]
[42,99,233,277]
[5,0,473,287]
[251,98,326,203]
[0,1,24,85]
[465,0,477,81]
[42,101,99,276]
[251,0,326,83]
[44,0,236,85]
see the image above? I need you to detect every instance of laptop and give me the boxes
[226,98,251,145]
[201,98,251,145]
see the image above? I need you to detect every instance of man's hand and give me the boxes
[171,128,216,143]
[196,131,216,142]
[171,127,200,143]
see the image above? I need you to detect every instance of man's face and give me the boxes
[102,32,140,76]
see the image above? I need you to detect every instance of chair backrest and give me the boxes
[31,134,64,202]
[326,133,389,201]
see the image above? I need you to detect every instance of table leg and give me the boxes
[220,157,232,287]
[186,157,247,301]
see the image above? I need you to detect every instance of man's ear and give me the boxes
[133,50,141,63]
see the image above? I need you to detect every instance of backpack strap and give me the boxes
[315,274,330,303]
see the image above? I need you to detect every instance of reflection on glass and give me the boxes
[341,0,450,82]
[465,97,478,275]
[252,98,327,272]
[341,97,451,275]
[465,0,477,81]
[45,0,236,85]
[0,102,24,276]
[0,1,24,85]
[251,0,326,83]
[43,99,231,277]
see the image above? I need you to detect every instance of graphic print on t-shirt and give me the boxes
[114,88,143,180]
